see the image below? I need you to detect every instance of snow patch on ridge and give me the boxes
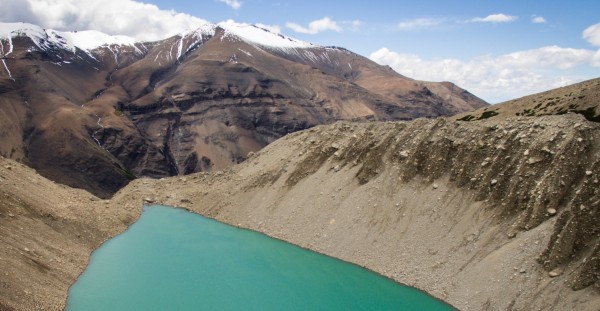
[59,30,138,51]
[176,36,184,60]
[171,24,216,61]
[180,24,215,44]
[2,59,15,81]
[218,20,314,49]
[1,22,70,52]
[0,22,139,53]
[1,21,323,61]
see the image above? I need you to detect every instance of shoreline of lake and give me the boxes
[66,204,455,310]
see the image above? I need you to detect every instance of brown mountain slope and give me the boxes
[1,113,599,311]
[453,77,600,122]
[0,23,486,197]
[268,46,487,115]
[0,36,138,197]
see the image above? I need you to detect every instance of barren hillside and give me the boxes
[453,78,600,123]
[1,113,599,311]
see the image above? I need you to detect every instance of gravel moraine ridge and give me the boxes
[1,114,599,310]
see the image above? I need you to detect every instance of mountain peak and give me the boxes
[58,30,137,50]
[1,21,317,54]
[217,20,315,49]
[0,22,140,53]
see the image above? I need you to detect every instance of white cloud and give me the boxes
[218,0,242,10]
[592,49,600,67]
[370,46,597,103]
[0,0,39,24]
[254,23,281,34]
[286,17,342,35]
[344,20,363,32]
[499,46,595,69]
[471,13,517,23]
[397,18,444,31]
[0,0,209,41]
[583,22,600,46]
[531,16,547,24]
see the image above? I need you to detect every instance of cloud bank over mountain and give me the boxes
[0,0,208,41]
[371,22,600,103]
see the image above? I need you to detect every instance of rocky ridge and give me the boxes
[454,77,600,123]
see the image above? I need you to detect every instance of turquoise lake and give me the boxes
[66,205,454,310]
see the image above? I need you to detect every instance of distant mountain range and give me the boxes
[0,21,487,197]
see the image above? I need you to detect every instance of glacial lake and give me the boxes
[66,205,454,310]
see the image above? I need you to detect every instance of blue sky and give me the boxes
[2,0,599,103]
[155,1,597,57]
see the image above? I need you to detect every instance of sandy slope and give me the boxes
[1,114,599,310]
[453,78,600,123]
[0,159,132,310]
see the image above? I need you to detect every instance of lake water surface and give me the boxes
[66,205,454,310]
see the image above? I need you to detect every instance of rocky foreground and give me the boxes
[1,114,599,310]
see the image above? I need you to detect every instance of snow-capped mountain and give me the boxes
[0,22,138,51]
[0,21,314,62]
[0,21,487,197]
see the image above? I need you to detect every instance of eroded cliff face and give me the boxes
[2,114,597,311]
